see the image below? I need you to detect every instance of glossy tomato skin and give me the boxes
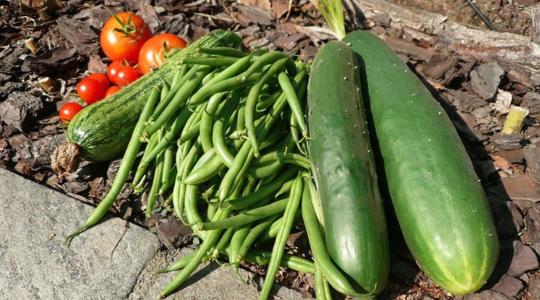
[105,85,121,97]
[87,73,109,88]
[59,102,83,122]
[100,12,151,63]
[138,33,187,74]
[116,65,140,86]
[107,61,124,83]
[107,61,140,86]
[77,77,107,104]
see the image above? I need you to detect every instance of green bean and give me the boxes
[151,66,195,120]
[146,65,211,136]
[244,250,315,274]
[134,106,191,181]
[173,143,200,224]
[216,227,235,255]
[66,86,160,246]
[267,217,283,239]
[158,252,195,273]
[255,93,276,111]
[277,72,308,138]
[200,94,226,152]
[245,58,290,157]
[224,169,297,210]
[199,199,288,231]
[172,146,183,220]
[218,141,254,201]
[315,263,331,300]
[260,175,303,300]
[184,184,206,239]
[235,215,278,266]
[249,160,282,179]
[159,168,177,196]
[203,55,251,88]
[275,179,294,198]
[255,152,311,169]
[159,146,175,194]
[207,200,217,222]
[183,149,225,185]
[228,225,250,268]
[200,47,247,58]
[189,73,261,106]
[212,93,240,167]
[146,135,165,218]
[301,177,369,297]
[241,51,295,79]
[160,82,170,101]
[180,105,204,143]
[133,132,160,191]
[170,65,187,88]
[159,209,231,298]
[181,56,239,66]
[307,178,325,227]
[233,105,246,149]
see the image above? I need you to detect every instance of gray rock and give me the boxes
[491,134,523,151]
[0,168,160,299]
[492,275,524,298]
[523,92,540,116]
[131,249,308,299]
[470,62,505,100]
[525,147,540,184]
[507,241,539,276]
[464,290,510,300]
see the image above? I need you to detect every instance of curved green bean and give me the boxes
[260,176,303,300]
[66,86,160,246]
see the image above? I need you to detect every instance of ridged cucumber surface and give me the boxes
[344,30,499,295]
[307,40,390,294]
[67,30,241,162]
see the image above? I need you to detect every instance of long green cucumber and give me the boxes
[307,40,390,294]
[344,30,499,295]
[67,30,241,162]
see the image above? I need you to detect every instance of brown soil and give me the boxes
[392,0,535,35]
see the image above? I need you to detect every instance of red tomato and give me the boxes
[76,77,107,104]
[59,102,83,122]
[100,12,151,63]
[87,73,109,88]
[106,85,121,97]
[138,33,187,74]
[116,65,140,86]
[107,61,140,86]
[107,60,124,83]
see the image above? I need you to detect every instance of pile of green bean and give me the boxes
[66,47,365,300]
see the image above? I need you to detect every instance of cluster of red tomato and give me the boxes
[59,12,187,122]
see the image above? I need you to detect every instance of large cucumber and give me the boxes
[344,30,499,295]
[307,40,390,294]
[67,30,241,162]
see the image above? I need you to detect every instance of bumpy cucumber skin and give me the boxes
[344,30,499,295]
[67,30,241,162]
[308,41,390,294]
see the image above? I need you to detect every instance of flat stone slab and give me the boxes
[0,168,160,299]
[130,249,309,299]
